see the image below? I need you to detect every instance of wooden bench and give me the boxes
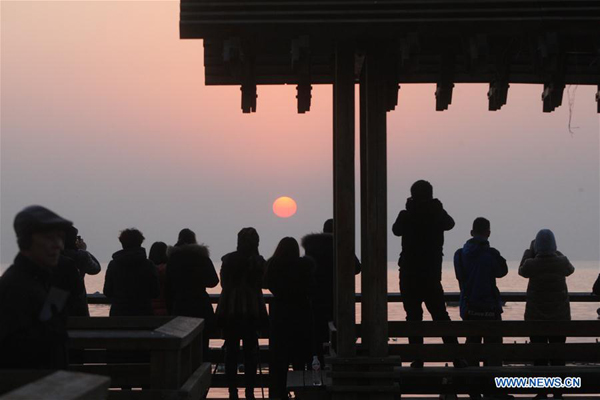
[322,320,600,398]
[67,316,211,400]
[0,370,110,400]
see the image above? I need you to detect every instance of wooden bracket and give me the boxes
[296,83,312,114]
[542,82,565,113]
[488,81,510,111]
[292,36,312,113]
[241,83,257,113]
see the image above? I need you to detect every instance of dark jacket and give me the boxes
[55,255,89,317]
[301,233,361,316]
[266,256,316,359]
[454,237,508,319]
[519,250,574,321]
[216,251,268,330]
[165,244,219,319]
[103,247,160,316]
[152,263,168,316]
[63,248,100,285]
[392,198,455,281]
[0,254,69,369]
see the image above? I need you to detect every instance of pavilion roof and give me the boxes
[180,0,600,112]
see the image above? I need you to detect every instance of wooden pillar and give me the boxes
[333,41,356,358]
[360,46,388,358]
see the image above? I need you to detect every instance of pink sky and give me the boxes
[1,1,599,264]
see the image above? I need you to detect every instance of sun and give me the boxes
[273,196,297,218]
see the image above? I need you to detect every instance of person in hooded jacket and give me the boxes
[519,230,574,368]
[454,217,508,371]
[165,229,218,355]
[103,228,159,316]
[301,218,361,364]
[60,226,101,316]
[216,227,268,400]
[392,180,460,367]
[149,241,169,316]
[266,237,316,400]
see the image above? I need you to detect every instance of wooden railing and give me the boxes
[0,371,110,400]
[87,292,600,304]
[67,316,211,400]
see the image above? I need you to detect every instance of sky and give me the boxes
[1,1,599,267]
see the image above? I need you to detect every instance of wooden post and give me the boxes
[361,46,389,358]
[333,41,356,358]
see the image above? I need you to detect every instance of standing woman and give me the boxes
[265,237,315,400]
[149,241,169,316]
[216,227,268,400]
[519,229,574,394]
[166,229,219,353]
[103,229,159,316]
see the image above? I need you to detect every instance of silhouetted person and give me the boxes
[166,229,218,355]
[454,217,507,374]
[301,218,361,364]
[519,230,574,371]
[216,227,268,400]
[103,228,159,316]
[149,241,169,316]
[60,226,101,316]
[392,180,460,368]
[0,205,73,369]
[266,237,315,400]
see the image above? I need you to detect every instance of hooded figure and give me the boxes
[519,229,574,321]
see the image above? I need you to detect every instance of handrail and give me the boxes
[87,292,600,305]
[68,316,204,350]
[0,371,110,400]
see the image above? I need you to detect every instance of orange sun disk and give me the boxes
[273,196,297,218]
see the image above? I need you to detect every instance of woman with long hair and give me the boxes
[266,237,315,400]
[149,241,169,316]
[216,227,268,400]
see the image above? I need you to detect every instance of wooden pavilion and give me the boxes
[180,1,600,397]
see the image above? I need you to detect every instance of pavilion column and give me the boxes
[360,46,388,358]
[333,41,356,358]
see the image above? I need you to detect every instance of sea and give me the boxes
[3,261,596,321]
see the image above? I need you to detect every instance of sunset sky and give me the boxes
[1,1,599,265]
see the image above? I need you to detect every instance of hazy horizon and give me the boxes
[2,1,599,266]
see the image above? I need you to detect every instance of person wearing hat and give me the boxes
[0,205,73,369]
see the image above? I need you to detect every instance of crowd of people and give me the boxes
[1,181,599,399]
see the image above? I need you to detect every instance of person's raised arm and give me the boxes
[102,261,114,298]
[392,210,408,236]
[78,251,101,275]
[490,248,509,278]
